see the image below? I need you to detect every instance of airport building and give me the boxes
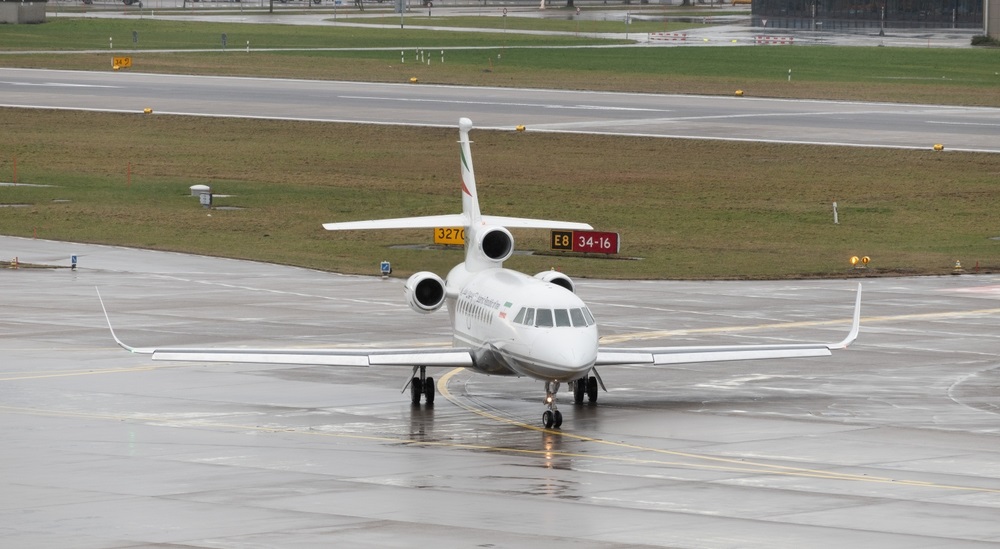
[752,0,986,31]
[0,0,46,24]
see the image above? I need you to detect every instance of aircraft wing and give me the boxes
[129,346,474,368]
[97,290,474,368]
[596,284,862,367]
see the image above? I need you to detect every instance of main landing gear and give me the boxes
[408,365,434,406]
[542,381,563,429]
[572,375,599,405]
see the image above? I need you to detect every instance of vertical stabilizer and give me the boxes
[458,118,482,227]
[323,117,592,271]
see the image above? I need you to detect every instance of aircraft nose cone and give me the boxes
[561,341,597,369]
[533,330,598,379]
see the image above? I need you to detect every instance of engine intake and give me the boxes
[478,227,514,263]
[404,271,447,314]
[535,270,575,293]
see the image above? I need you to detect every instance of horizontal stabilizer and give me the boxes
[324,214,592,232]
[482,216,593,231]
[323,214,467,231]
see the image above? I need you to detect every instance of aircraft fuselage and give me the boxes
[446,264,599,383]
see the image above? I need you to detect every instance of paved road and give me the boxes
[2,237,1000,547]
[2,67,998,152]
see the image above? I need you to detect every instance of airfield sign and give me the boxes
[434,227,465,245]
[551,230,620,254]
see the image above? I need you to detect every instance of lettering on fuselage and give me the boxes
[458,289,516,328]
[460,288,504,313]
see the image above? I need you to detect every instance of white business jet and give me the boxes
[103,117,861,429]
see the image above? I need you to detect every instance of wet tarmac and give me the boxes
[2,236,999,547]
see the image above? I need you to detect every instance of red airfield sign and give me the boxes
[551,230,620,254]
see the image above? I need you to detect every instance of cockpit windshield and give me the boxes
[511,307,596,328]
[536,309,554,327]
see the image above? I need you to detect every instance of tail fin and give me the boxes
[323,118,594,271]
[458,118,482,227]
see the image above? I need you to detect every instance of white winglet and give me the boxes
[829,283,862,350]
[96,288,154,355]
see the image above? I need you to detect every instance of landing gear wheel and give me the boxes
[573,378,585,404]
[423,376,435,405]
[587,376,599,403]
[542,410,554,428]
[410,377,423,405]
[553,410,563,428]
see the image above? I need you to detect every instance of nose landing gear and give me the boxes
[542,381,563,429]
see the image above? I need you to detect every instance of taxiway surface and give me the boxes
[2,68,999,152]
[2,236,999,547]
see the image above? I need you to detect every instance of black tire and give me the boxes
[573,378,585,404]
[587,376,598,403]
[423,376,435,405]
[553,410,563,428]
[410,376,422,405]
[542,410,554,428]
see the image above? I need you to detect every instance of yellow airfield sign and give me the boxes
[434,227,465,245]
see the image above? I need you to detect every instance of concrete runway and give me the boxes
[2,235,999,547]
[2,68,999,152]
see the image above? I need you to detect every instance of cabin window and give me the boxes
[554,309,571,327]
[535,309,554,328]
[570,308,587,327]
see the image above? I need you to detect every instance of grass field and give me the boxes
[0,17,617,50]
[1,109,998,279]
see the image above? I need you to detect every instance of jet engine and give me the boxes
[477,226,515,264]
[404,271,447,314]
[534,270,575,293]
